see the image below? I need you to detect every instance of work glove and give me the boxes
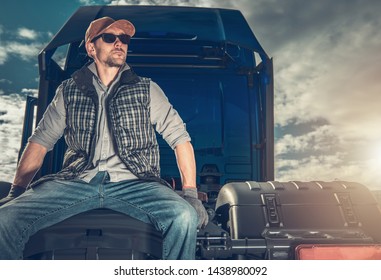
[182,188,208,229]
[0,185,26,207]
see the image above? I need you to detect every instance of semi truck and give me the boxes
[1,5,381,260]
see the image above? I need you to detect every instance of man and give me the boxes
[0,17,208,260]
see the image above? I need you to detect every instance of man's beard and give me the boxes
[105,50,125,68]
[105,56,124,68]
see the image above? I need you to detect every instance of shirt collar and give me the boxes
[88,62,131,89]
[88,62,130,75]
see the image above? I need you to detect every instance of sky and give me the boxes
[1,0,381,190]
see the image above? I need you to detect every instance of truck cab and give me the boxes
[29,5,274,187]
[14,5,274,259]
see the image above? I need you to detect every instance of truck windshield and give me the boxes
[154,73,252,183]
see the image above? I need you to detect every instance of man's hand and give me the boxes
[183,187,208,229]
[0,185,26,207]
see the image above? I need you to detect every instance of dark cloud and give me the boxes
[244,0,381,53]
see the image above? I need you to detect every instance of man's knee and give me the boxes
[174,200,198,229]
[0,204,18,225]
[0,205,20,246]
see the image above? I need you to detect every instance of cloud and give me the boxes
[265,10,381,136]
[275,125,340,155]
[0,27,45,65]
[275,154,360,182]
[0,93,26,182]
[274,18,381,125]
[275,149,381,191]
[239,0,381,189]
[5,42,42,62]
[0,46,7,65]
[107,0,237,8]
[79,0,106,4]
[21,88,39,97]
[17,28,39,40]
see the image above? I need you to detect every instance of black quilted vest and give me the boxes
[58,65,161,181]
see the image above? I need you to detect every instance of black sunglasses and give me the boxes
[92,33,131,45]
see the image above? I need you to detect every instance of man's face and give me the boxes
[88,26,129,68]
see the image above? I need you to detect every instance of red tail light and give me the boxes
[296,244,381,260]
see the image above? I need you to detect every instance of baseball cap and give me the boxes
[85,16,135,43]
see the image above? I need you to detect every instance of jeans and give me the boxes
[0,172,198,259]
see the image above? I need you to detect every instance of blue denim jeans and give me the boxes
[0,172,198,259]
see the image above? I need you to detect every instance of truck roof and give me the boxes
[41,5,269,60]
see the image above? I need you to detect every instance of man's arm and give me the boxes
[174,141,196,189]
[13,86,65,188]
[149,81,208,227]
[149,81,191,149]
[13,84,65,188]
[0,142,47,206]
[12,141,48,188]
[0,86,64,207]
[175,141,208,228]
